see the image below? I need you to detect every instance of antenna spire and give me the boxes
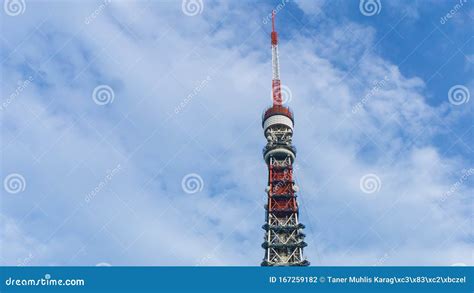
[271,10,278,45]
[272,10,275,33]
[271,10,281,106]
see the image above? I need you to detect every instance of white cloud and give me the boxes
[294,0,326,14]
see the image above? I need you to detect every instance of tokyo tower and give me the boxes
[261,11,309,266]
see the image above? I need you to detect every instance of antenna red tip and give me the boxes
[271,10,278,45]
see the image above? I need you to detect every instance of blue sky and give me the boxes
[0,0,473,266]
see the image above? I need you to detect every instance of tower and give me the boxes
[261,11,309,266]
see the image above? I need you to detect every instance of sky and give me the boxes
[0,0,473,266]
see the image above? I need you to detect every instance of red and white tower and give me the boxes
[261,11,309,266]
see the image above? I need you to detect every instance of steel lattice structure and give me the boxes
[261,11,309,267]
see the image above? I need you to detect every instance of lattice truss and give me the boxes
[261,122,309,266]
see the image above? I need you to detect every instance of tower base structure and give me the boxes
[261,106,309,267]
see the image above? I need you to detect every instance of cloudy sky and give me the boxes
[1,0,473,266]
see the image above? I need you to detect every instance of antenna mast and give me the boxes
[271,11,282,106]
